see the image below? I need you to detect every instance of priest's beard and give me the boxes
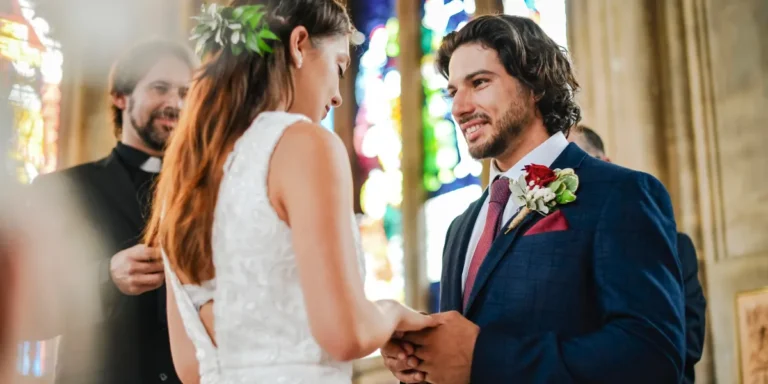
[128,98,179,152]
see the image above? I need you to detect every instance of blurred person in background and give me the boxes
[7,174,107,384]
[568,124,610,162]
[28,39,197,384]
[569,124,707,384]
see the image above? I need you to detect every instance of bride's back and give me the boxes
[210,111,358,381]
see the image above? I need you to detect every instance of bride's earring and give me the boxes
[295,54,303,69]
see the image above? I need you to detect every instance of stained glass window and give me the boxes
[2,0,63,380]
[2,0,62,184]
[352,0,405,304]
[422,0,484,283]
[503,0,568,48]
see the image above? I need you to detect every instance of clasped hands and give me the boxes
[381,311,479,384]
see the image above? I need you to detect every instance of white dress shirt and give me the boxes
[461,132,569,292]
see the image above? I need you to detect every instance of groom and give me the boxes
[382,15,685,383]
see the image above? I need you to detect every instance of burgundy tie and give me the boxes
[463,176,511,309]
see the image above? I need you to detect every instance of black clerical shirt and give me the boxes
[113,142,160,219]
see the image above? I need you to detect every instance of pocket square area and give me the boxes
[524,210,569,236]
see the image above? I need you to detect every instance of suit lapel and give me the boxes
[463,143,588,315]
[91,153,144,230]
[441,189,488,312]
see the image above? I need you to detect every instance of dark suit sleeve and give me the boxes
[678,233,706,383]
[471,173,685,384]
[438,217,460,311]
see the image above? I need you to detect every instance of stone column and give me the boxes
[398,0,428,311]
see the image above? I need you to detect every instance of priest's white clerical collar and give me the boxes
[140,157,162,173]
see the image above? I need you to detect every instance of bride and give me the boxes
[144,0,437,383]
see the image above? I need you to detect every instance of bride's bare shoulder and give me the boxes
[273,121,349,172]
[282,120,343,148]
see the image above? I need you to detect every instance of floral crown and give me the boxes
[190,3,280,57]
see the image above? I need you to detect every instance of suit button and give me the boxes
[159,373,168,381]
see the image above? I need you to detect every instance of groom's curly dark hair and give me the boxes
[436,15,581,137]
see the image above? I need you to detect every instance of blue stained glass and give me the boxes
[351,0,397,52]
[33,341,42,377]
[22,341,30,375]
[320,108,334,131]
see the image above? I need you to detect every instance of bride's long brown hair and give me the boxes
[145,0,353,284]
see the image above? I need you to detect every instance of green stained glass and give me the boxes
[382,205,403,239]
[420,26,433,55]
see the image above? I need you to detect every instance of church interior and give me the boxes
[2,0,767,383]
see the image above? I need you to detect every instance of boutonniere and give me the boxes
[504,164,579,234]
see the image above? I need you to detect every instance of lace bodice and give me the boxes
[165,111,364,383]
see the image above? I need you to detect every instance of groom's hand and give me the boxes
[381,332,426,383]
[402,311,479,384]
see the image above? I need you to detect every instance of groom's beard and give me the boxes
[464,102,533,161]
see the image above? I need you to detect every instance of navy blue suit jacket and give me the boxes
[439,143,686,383]
[678,233,706,384]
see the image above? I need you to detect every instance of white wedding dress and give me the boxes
[163,111,364,383]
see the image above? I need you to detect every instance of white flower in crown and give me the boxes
[505,164,579,234]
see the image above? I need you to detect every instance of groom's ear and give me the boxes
[111,92,128,111]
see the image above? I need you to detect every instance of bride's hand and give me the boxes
[396,307,439,333]
[375,299,440,332]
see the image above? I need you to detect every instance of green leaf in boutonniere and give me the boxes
[547,180,564,194]
[561,174,578,193]
[556,189,576,204]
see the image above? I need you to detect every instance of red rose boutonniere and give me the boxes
[524,164,558,188]
[504,164,580,234]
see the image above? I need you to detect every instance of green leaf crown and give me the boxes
[190,3,280,57]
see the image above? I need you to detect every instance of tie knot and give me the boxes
[490,176,511,205]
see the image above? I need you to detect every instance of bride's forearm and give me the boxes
[349,299,401,358]
[306,284,399,361]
